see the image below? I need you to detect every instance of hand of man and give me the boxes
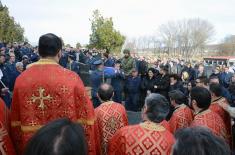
[1,88,9,96]
[154,85,158,89]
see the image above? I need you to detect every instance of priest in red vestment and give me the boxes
[108,93,175,155]
[10,33,98,155]
[0,98,15,155]
[168,90,193,133]
[95,83,128,155]
[209,83,232,146]
[189,87,229,144]
[160,120,171,132]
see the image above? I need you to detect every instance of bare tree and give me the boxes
[158,18,215,60]
[218,35,235,56]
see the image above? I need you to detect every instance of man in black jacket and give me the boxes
[153,65,170,99]
[169,74,186,94]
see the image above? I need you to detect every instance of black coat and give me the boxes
[153,74,170,98]
[136,60,148,76]
[169,81,186,94]
[141,76,156,93]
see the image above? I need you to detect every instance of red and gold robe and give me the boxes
[95,101,128,155]
[209,97,232,146]
[10,59,98,155]
[169,104,193,133]
[108,121,175,155]
[160,120,171,132]
[190,109,229,144]
[0,98,16,155]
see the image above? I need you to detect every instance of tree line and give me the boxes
[1,1,233,57]
[124,18,216,59]
[0,1,25,43]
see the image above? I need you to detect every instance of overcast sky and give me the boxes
[2,0,235,46]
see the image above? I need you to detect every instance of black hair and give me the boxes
[115,60,121,64]
[68,54,76,61]
[24,118,87,155]
[209,76,219,83]
[173,127,230,155]
[147,68,156,78]
[190,87,211,109]
[103,52,109,58]
[170,74,180,81]
[159,65,169,72]
[123,49,130,54]
[147,68,156,74]
[196,76,208,85]
[188,81,196,87]
[145,93,170,123]
[169,90,187,105]
[98,83,114,101]
[209,83,222,97]
[38,33,62,58]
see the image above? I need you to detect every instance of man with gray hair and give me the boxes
[108,93,175,155]
[15,62,23,73]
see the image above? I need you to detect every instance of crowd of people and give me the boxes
[0,33,234,155]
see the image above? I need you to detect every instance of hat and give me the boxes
[93,60,103,65]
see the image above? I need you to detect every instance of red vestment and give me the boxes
[108,121,175,155]
[169,104,193,133]
[209,97,232,146]
[160,120,171,132]
[95,101,128,155]
[10,59,99,155]
[190,109,229,144]
[0,98,16,155]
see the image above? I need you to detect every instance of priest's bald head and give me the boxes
[38,33,62,62]
[97,83,114,102]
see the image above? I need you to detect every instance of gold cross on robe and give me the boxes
[31,87,53,110]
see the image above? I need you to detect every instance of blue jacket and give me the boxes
[67,61,80,75]
[221,86,232,103]
[220,72,233,88]
[125,76,141,94]
[20,47,32,57]
[86,57,96,71]
[6,63,18,91]
[111,69,125,91]
[90,69,114,97]
[30,53,40,63]
[59,52,68,68]
[104,58,115,67]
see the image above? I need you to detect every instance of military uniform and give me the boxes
[121,56,135,76]
[90,60,114,107]
[111,69,125,103]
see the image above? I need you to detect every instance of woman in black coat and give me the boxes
[141,68,156,92]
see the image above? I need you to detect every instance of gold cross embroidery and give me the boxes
[61,85,68,93]
[30,87,53,110]
[29,120,37,126]
[63,110,68,115]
